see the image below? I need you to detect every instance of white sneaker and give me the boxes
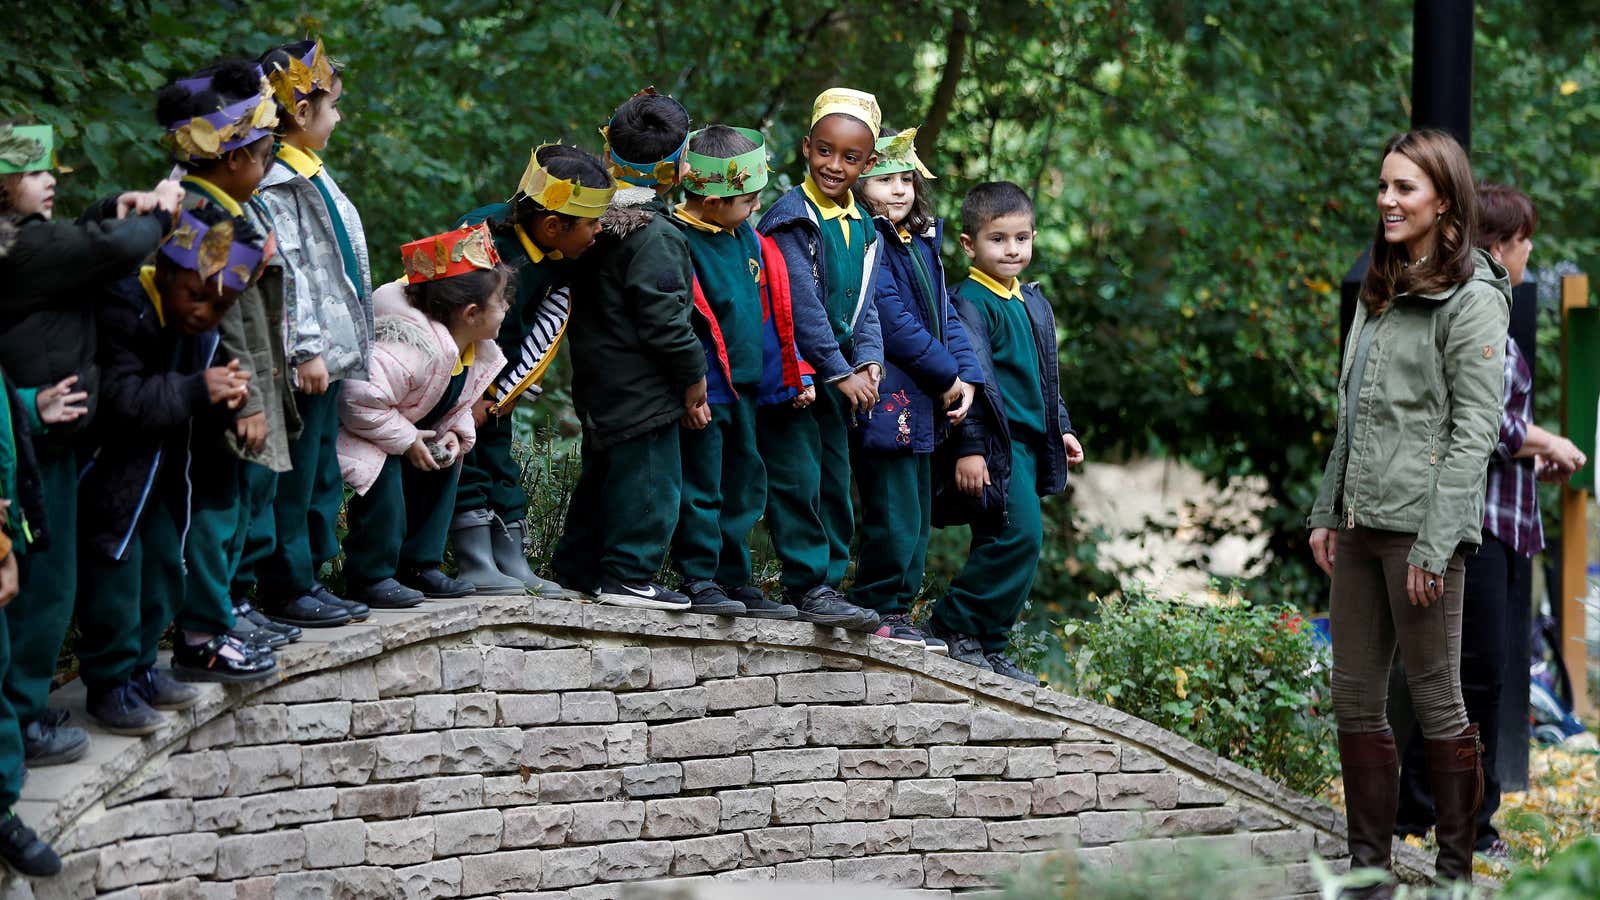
[595,579,691,610]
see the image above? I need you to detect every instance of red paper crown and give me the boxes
[401,224,501,284]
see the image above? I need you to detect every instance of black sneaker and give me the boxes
[784,585,880,633]
[259,591,352,628]
[724,584,800,620]
[237,600,302,643]
[985,652,1041,686]
[0,811,60,877]
[172,636,278,684]
[87,682,166,736]
[682,580,747,616]
[874,614,949,654]
[931,626,992,671]
[312,583,370,622]
[132,666,203,711]
[595,579,691,611]
[228,617,289,650]
[346,577,426,609]
[397,568,474,599]
[22,710,87,766]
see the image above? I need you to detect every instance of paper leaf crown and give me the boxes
[811,87,882,140]
[601,87,690,188]
[870,126,935,180]
[159,208,267,294]
[402,224,501,284]
[0,124,52,175]
[683,127,769,198]
[163,68,279,163]
[517,144,616,217]
[265,38,338,109]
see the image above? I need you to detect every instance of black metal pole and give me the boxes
[1411,0,1476,150]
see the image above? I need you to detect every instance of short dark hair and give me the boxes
[157,58,266,173]
[851,125,935,235]
[1476,182,1537,248]
[607,93,689,163]
[500,145,611,236]
[404,264,515,325]
[688,124,757,158]
[960,181,1034,236]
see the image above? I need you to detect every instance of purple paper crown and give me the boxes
[164,67,278,162]
[159,209,266,293]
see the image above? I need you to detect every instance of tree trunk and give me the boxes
[921,8,971,154]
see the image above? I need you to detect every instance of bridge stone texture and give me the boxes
[1,595,1432,899]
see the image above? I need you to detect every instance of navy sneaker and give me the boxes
[22,710,87,766]
[723,584,800,620]
[682,580,747,616]
[346,577,426,609]
[398,567,474,599]
[312,583,370,622]
[930,625,992,671]
[784,585,880,633]
[985,652,1041,686]
[87,682,165,736]
[259,591,351,628]
[874,614,948,654]
[132,666,204,711]
[595,579,691,611]
[0,812,60,877]
[238,600,302,643]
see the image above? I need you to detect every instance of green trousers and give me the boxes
[456,415,528,522]
[76,483,184,692]
[552,423,680,588]
[1,453,77,727]
[0,576,25,808]
[344,456,461,585]
[935,437,1042,652]
[755,401,828,589]
[230,463,279,596]
[179,450,242,634]
[849,450,932,615]
[258,386,345,596]
[813,387,855,586]
[674,395,766,586]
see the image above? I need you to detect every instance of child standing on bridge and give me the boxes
[932,182,1084,685]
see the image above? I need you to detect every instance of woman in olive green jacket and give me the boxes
[1307,130,1509,889]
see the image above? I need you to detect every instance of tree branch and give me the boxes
[921,7,971,153]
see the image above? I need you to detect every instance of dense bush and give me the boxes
[1060,587,1338,795]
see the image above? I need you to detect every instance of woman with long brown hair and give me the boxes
[1307,130,1510,888]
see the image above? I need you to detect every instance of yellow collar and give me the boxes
[968,266,1023,301]
[513,224,562,263]
[896,226,913,244]
[138,265,166,327]
[802,176,861,222]
[452,342,476,376]
[276,143,323,179]
[180,175,244,217]
[674,203,729,235]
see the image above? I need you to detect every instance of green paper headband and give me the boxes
[0,125,53,175]
[870,126,935,180]
[682,127,769,198]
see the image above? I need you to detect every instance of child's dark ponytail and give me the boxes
[496,145,610,239]
[404,265,516,325]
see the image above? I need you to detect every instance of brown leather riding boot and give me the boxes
[1338,729,1399,895]
[1424,724,1483,883]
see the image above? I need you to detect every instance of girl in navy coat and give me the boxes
[848,126,980,650]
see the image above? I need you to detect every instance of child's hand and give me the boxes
[35,375,89,425]
[791,384,816,409]
[863,363,883,390]
[297,356,330,395]
[203,359,251,408]
[1063,432,1085,466]
[149,178,185,215]
[833,373,877,415]
[235,412,267,453]
[438,431,462,464]
[682,378,711,430]
[405,431,441,471]
[956,454,989,498]
[943,378,975,425]
[472,398,492,428]
[0,550,16,608]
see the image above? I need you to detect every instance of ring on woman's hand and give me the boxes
[1427,579,1437,589]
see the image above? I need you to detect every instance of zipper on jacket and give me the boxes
[1346,506,1355,529]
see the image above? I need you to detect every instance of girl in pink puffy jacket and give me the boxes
[337,225,509,607]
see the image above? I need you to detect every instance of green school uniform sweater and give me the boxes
[956,273,1046,438]
[679,216,763,387]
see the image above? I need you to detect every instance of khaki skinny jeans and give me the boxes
[1330,526,1469,738]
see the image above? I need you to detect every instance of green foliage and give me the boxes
[1000,841,1253,899]
[1500,835,1600,900]
[1061,586,1337,795]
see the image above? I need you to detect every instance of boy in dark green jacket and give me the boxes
[552,90,707,610]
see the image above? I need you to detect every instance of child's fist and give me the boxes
[943,378,975,425]
[203,359,251,407]
[406,431,441,471]
[955,454,989,498]
[833,373,877,415]
[1063,432,1085,466]
[791,384,816,409]
[297,356,330,395]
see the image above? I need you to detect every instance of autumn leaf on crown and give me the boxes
[197,218,235,281]
[882,127,918,161]
[0,127,44,168]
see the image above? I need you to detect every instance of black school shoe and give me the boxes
[0,811,60,877]
[345,577,426,609]
[595,579,691,611]
[172,636,278,684]
[876,614,949,655]
[228,615,290,650]
[784,585,880,632]
[132,666,203,711]
[724,584,800,620]
[682,580,747,616]
[22,709,88,766]
[930,625,993,671]
[87,682,166,736]
[398,568,474,599]
[312,583,369,622]
[984,652,1041,686]
[237,600,302,643]
[259,591,352,628]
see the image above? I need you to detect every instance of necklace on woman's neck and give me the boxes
[1402,253,1429,269]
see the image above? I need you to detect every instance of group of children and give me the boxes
[0,42,1080,876]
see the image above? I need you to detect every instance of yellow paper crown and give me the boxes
[810,87,881,139]
[518,145,616,218]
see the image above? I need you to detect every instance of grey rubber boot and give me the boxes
[492,515,579,599]
[449,509,528,594]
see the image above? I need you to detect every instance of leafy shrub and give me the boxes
[1002,842,1254,899]
[1062,585,1337,795]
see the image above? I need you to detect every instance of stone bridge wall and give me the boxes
[3,596,1399,900]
